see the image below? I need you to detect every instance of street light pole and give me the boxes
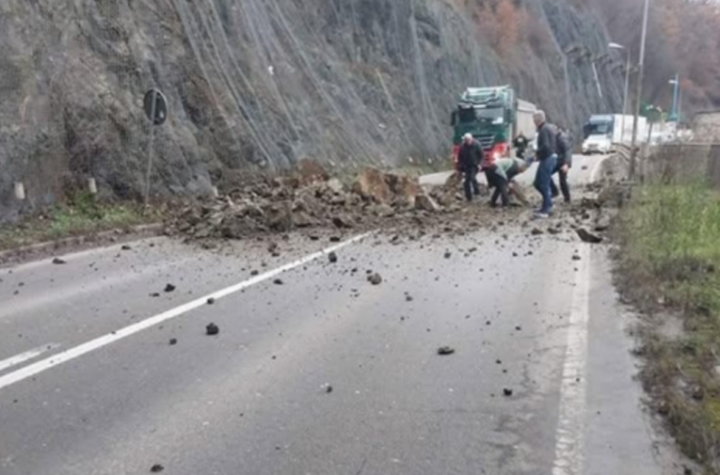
[670,74,680,122]
[622,52,631,141]
[629,0,650,181]
[609,43,631,142]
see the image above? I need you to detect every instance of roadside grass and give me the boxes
[0,193,161,251]
[617,182,720,471]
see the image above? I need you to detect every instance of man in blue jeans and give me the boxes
[532,110,558,218]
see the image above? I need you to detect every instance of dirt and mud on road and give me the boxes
[166,160,628,249]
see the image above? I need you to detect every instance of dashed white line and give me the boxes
[0,344,60,373]
[0,234,369,391]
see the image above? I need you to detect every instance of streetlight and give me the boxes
[629,0,650,181]
[669,75,680,122]
[609,42,631,142]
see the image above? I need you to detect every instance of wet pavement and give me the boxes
[0,155,677,475]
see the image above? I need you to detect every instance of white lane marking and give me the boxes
[552,246,591,475]
[551,154,607,474]
[0,344,60,373]
[0,234,370,391]
[1,236,167,273]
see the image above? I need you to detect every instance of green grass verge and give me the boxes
[617,182,720,472]
[0,193,161,251]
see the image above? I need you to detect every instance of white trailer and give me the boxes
[582,114,648,154]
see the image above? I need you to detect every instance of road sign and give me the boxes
[143,89,167,126]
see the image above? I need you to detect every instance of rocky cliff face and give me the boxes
[0,0,623,220]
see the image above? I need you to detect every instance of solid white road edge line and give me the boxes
[552,245,591,475]
[551,155,608,474]
[0,344,60,373]
[0,233,370,391]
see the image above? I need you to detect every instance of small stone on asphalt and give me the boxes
[368,273,382,285]
[206,323,220,336]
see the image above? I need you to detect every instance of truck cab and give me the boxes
[582,115,614,155]
[451,86,536,167]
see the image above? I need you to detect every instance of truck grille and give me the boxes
[475,134,495,151]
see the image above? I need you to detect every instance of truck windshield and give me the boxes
[458,107,504,124]
[587,122,612,136]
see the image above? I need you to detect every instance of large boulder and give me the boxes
[265,203,293,232]
[352,169,420,206]
[352,169,393,203]
[297,159,329,186]
[386,173,421,206]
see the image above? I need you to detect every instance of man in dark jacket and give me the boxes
[532,110,558,218]
[458,133,482,201]
[551,128,572,203]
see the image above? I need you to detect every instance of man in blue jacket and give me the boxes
[532,111,558,218]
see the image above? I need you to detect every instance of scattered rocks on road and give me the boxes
[367,273,383,285]
[437,346,456,355]
[206,323,220,336]
[169,338,178,346]
[503,388,514,397]
[531,228,544,236]
[576,228,604,244]
[207,297,216,305]
[273,278,284,285]
[328,252,338,263]
[164,284,176,293]
[121,245,132,251]
[150,464,164,473]
[52,257,67,265]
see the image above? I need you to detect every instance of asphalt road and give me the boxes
[0,155,676,475]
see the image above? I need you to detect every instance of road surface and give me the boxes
[0,155,676,475]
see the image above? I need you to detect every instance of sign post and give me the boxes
[142,88,167,207]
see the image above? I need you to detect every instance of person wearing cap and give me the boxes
[457,133,482,202]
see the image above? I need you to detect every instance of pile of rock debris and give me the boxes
[168,163,458,240]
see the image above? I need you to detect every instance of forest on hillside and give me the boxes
[453,0,720,117]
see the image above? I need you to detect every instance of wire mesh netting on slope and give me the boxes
[0,0,624,220]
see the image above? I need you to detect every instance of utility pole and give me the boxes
[609,43,631,142]
[629,0,650,181]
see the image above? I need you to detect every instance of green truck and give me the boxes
[451,85,537,165]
